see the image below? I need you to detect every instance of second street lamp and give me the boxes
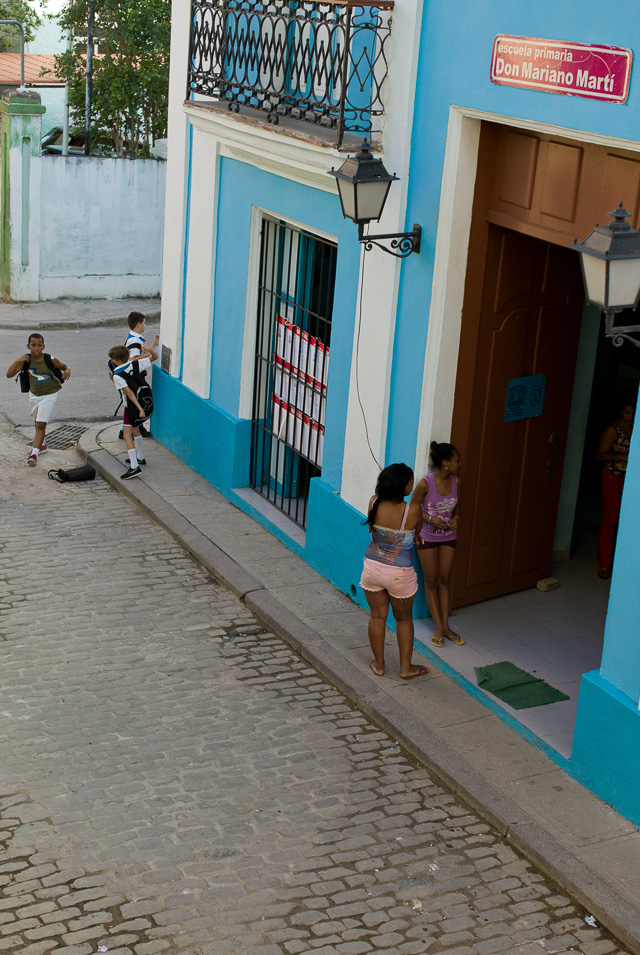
[571,202,640,348]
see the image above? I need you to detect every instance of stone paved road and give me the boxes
[0,421,631,955]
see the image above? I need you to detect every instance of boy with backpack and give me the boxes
[5,333,71,467]
[118,311,159,438]
[108,341,157,480]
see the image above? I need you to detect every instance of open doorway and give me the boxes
[572,321,640,562]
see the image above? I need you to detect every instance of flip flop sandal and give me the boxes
[369,660,384,676]
[430,635,445,647]
[401,665,429,680]
[445,633,465,645]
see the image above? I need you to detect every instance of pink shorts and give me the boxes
[359,558,418,600]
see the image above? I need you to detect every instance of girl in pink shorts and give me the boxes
[360,463,428,680]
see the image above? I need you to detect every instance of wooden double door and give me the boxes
[452,225,584,606]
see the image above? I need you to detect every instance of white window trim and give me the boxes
[238,207,338,421]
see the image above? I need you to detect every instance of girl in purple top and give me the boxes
[411,441,464,648]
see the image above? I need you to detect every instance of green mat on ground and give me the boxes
[474,661,570,709]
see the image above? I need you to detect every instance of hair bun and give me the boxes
[430,440,438,451]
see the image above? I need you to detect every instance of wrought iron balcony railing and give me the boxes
[188,0,393,146]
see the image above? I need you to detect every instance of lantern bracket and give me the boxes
[604,311,640,349]
[358,222,422,258]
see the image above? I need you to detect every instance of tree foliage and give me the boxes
[54,0,170,158]
[0,0,41,46]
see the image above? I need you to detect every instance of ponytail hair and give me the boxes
[365,463,413,530]
[430,441,457,470]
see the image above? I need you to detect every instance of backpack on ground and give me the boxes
[48,464,96,483]
[18,354,64,393]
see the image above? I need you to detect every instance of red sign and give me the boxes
[491,35,632,103]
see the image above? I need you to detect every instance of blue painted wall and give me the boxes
[154,153,372,599]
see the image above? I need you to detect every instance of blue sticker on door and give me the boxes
[504,374,546,423]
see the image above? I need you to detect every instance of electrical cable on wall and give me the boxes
[354,237,382,471]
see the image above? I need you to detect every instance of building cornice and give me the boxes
[184,102,344,194]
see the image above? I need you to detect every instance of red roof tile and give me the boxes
[0,54,63,86]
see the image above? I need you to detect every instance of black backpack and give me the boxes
[109,358,154,424]
[18,353,64,393]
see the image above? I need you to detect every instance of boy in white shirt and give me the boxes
[126,311,160,360]
[108,343,157,480]
[121,312,159,439]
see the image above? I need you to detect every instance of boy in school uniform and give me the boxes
[118,311,160,438]
[108,342,157,480]
[5,333,71,467]
[125,311,160,361]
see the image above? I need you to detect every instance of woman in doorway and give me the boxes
[412,441,465,648]
[360,463,428,680]
[596,397,636,579]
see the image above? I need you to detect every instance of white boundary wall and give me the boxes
[39,155,166,299]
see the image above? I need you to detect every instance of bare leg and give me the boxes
[438,545,458,637]
[389,593,425,678]
[364,590,389,674]
[418,547,446,644]
[123,426,135,452]
[34,420,47,450]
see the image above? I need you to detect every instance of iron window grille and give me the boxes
[250,216,336,528]
[188,0,393,146]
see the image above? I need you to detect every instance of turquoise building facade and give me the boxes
[157,0,640,825]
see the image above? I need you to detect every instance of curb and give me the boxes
[79,426,640,955]
[0,309,161,331]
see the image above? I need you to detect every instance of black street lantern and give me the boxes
[571,202,640,348]
[328,140,421,258]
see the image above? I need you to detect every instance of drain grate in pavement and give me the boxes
[40,424,88,449]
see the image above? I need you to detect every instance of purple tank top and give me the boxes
[419,473,458,543]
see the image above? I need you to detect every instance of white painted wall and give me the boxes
[158,0,192,376]
[39,155,166,299]
[339,0,425,513]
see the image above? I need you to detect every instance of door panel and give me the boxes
[454,225,584,606]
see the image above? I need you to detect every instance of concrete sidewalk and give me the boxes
[80,422,640,955]
[0,297,161,329]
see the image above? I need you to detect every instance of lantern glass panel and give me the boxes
[580,253,607,309]
[336,180,357,221]
[607,257,640,309]
[356,181,392,222]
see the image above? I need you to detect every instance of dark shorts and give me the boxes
[416,539,457,550]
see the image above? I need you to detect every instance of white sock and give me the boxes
[128,449,138,468]
[134,436,144,459]
[31,447,39,457]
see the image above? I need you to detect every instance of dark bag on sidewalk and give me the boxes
[48,465,96,483]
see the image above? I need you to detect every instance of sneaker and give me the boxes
[39,443,48,454]
[138,458,147,466]
[27,451,38,467]
[121,466,142,480]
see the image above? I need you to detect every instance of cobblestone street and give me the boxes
[0,422,631,955]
